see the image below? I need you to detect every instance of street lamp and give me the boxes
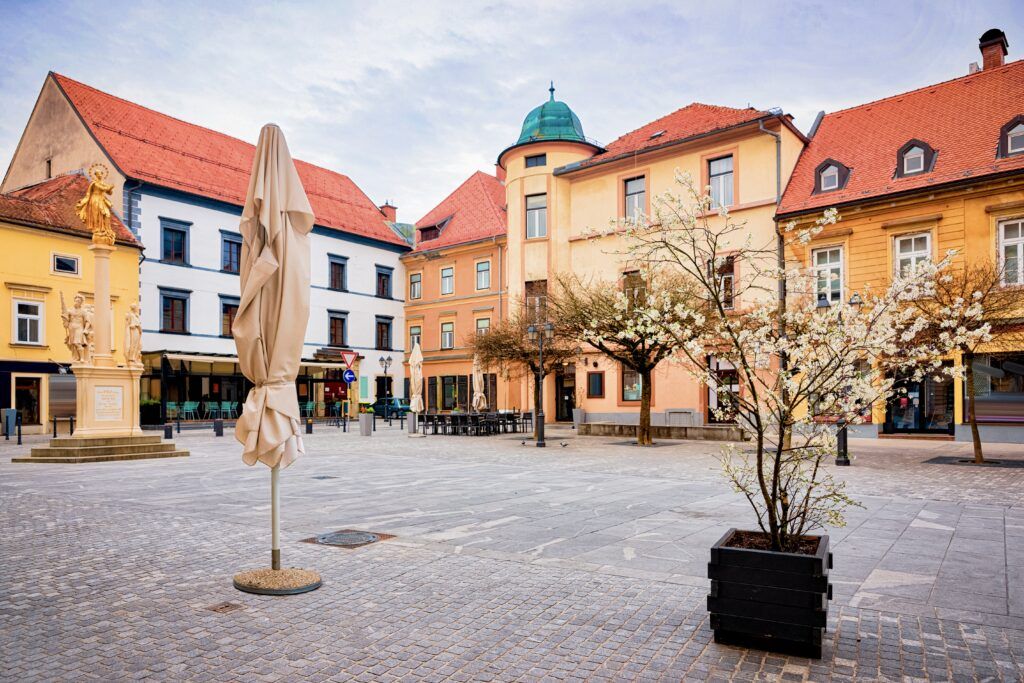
[817,292,863,466]
[379,355,393,419]
[527,321,554,447]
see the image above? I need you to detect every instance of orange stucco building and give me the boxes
[778,30,1024,443]
[402,171,515,411]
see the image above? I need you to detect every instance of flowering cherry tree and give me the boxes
[549,271,707,446]
[621,172,963,552]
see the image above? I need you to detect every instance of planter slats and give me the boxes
[707,528,831,659]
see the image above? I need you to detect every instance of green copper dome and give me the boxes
[516,83,587,144]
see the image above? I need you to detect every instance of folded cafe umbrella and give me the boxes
[231,124,321,595]
[408,341,426,437]
[471,354,488,412]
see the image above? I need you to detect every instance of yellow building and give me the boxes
[497,86,805,425]
[778,30,1024,443]
[0,173,142,433]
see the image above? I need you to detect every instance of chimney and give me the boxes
[379,201,397,222]
[979,28,1008,70]
[494,163,506,183]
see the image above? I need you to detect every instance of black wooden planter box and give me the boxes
[707,528,832,658]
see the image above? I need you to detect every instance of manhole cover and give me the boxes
[302,529,394,549]
[206,602,243,613]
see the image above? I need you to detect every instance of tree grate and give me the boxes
[206,602,244,613]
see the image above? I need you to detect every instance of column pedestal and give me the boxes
[71,364,144,438]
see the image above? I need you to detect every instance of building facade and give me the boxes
[778,30,1024,443]
[496,87,805,424]
[402,171,512,411]
[3,73,409,421]
[0,174,141,433]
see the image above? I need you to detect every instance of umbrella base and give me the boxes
[233,568,322,596]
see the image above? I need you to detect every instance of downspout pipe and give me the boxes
[758,119,783,301]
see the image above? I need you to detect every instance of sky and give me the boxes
[1,1,1022,223]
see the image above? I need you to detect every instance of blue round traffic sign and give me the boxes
[342,369,357,383]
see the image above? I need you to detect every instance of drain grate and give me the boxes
[311,475,338,480]
[924,456,1024,469]
[206,601,244,614]
[303,529,394,549]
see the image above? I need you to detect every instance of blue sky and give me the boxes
[1,1,1021,222]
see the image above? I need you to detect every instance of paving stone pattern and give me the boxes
[2,426,1023,681]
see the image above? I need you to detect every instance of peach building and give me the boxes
[495,86,806,425]
[402,171,515,411]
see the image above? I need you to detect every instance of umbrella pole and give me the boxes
[271,463,281,570]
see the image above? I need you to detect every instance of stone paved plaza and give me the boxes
[2,424,1024,682]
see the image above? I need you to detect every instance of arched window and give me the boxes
[813,158,850,193]
[895,139,936,178]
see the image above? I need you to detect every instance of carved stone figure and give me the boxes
[75,164,116,246]
[124,302,143,367]
[83,304,95,364]
[60,292,93,363]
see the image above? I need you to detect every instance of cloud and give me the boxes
[1,0,1021,222]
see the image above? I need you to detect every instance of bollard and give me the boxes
[17,414,23,446]
[176,414,181,433]
[164,423,173,440]
[835,419,850,466]
[343,415,348,433]
[306,418,313,434]
[53,416,58,438]
[70,416,74,435]
[213,418,224,437]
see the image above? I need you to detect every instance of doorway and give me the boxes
[555,365,576,421]
[14,376,43,426]
[375,376,393,401]
[884,368,954,435]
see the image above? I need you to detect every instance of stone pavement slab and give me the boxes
[1,425,1023,681]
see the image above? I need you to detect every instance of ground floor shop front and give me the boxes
[0,359,75,434]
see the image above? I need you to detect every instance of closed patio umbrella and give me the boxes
[232,124,320,595]
[408,342,425,438]
[471,354,488,412]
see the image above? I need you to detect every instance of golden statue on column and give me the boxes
[76,164,116,246]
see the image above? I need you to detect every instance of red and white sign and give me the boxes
[339,350,359,369]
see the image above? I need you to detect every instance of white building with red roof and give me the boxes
[2,73,411,421]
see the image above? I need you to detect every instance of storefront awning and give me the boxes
[159,352,351,370]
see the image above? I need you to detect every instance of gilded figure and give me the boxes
[76,164,116,246]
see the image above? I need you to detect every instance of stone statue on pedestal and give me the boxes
[60,292,94,364]
[124,302,143,367]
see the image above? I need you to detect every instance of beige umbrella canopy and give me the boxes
[232,124,318,590]
[408,341,425,413]
[471,354,488,412]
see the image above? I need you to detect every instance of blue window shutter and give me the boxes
[359,375,369,401]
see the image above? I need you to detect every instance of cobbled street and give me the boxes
[2,425,1023,682]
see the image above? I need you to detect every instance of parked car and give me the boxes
[371,397,409,418]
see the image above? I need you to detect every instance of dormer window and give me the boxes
[1001,118,1024,157]
[813,158,850,193]
[903,146,925,174]
[820,165,839,191]
[895,139,936,178]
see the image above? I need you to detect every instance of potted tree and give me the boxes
[623,173,964,656]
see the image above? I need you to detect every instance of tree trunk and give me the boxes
[637,367,653,446]
[964,351,984,464]
[533,369,543,440]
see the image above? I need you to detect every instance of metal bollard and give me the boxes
[306,418,313,434]
[213,418,224,437]
[343,415,348,433]
[164,423,173,439]
[176,415,181,433]
[69,416,74,435]
[17,414,23,446]
[53,416,58,438]
[835,419,851,466]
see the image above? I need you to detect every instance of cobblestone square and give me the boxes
[2,425,1023,681]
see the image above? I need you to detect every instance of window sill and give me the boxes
[9,342,48,349]
[327,287,349,293]
[159,260,191,268]
[220,269,240,276]
[159,330,191,336]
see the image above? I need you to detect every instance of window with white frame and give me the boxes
[476,260,491,290]
[819,165,839,191]
[525,194,547,239]
[894,233,931,276]
[476,317,490,335]
[812,246,843,303]
[52,254,79,275]
[440,321,455,349]
[708,156,734,208]
[1008,123,1024,155]
[409,272,422,300]
[624,176,645,219]
[1000,219,1024,285]
[902,145,925,175]
[409,325,422,349]
[14,300,43,344]
[440,266,454,295]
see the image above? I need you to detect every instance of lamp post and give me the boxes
[817,292,862,466]
[379,354,393,420]
[526,322,554,447]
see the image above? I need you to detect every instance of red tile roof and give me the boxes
[0,173,140,247]
[413,171,506,251]
[51,73,405,246]
[568,103,770,172]
[778,59,1024,216]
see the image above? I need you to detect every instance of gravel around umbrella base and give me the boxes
[233,568,322,595]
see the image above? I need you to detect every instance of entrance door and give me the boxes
[885,369,954,435]
[15,376,43,426]
[375,376,393,400]
[554,366,576,421]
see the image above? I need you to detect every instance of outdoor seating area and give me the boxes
[417,411,531,436]
[165,400,241,420]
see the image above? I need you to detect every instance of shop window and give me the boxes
[621,366,641,402]
[967,352,1024,423]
